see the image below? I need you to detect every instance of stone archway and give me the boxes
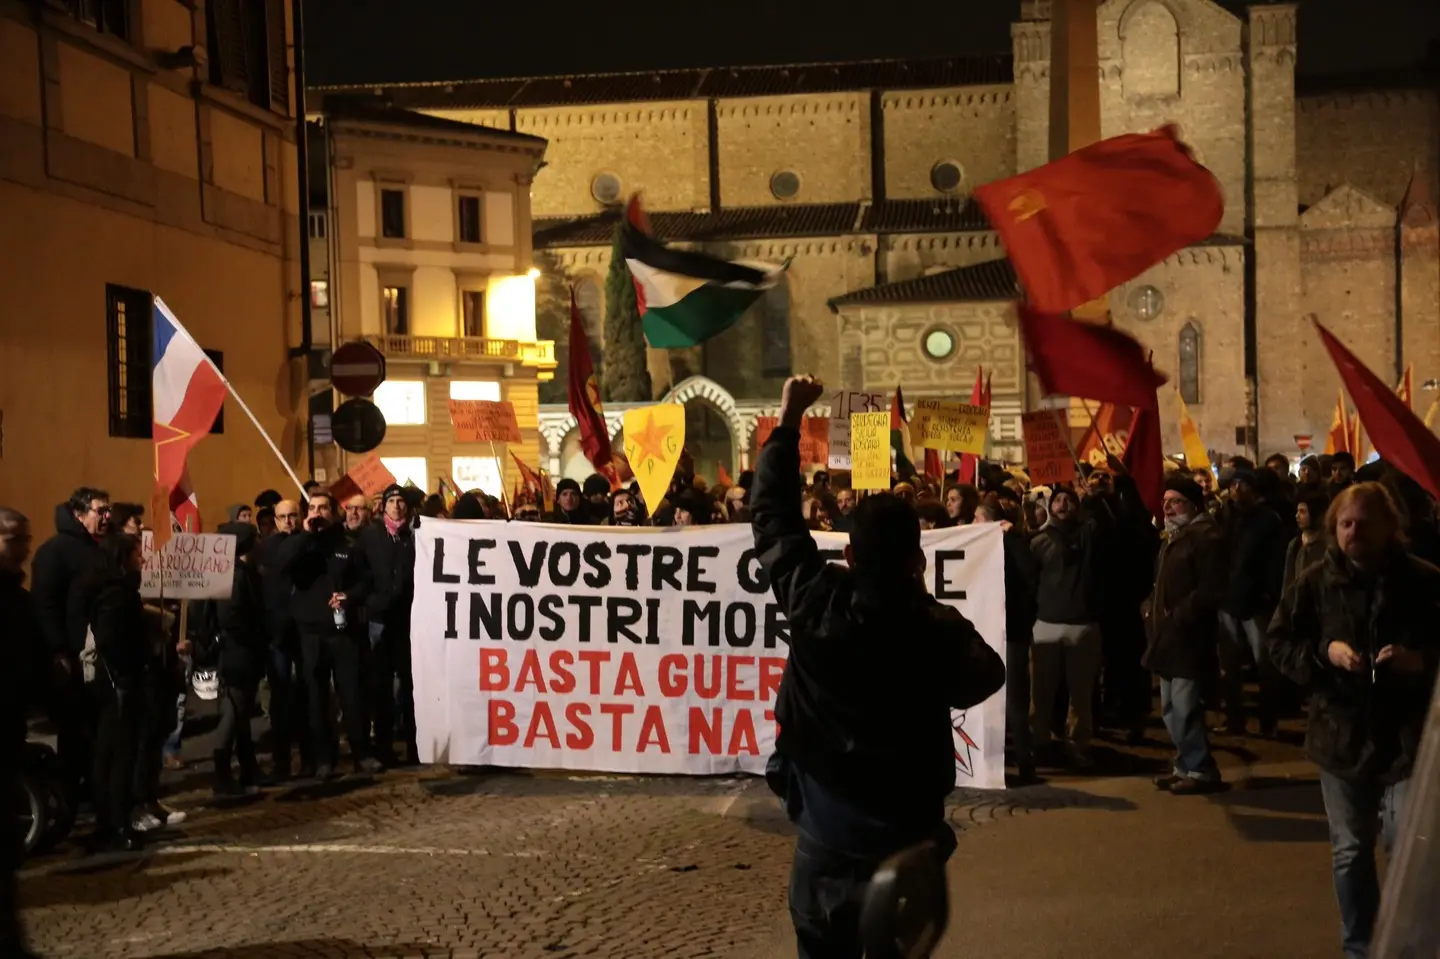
[666,377,745,481]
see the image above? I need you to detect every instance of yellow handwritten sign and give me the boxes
[909,400,988,454]
[622,404,686,511]
[849,411,892,491]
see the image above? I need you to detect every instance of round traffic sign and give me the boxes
[331,398,388,454]
[330,340,387,397]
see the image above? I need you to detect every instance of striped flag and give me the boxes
[152,298,227,505]
[890,386,916,479]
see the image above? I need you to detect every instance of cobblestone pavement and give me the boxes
[18,720,1310,959]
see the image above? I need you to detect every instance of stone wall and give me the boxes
[882,232,1006,283]
[881,85,1016,199]
[1401,211,1440,410]
[1296,90,1440,209]
[715,93,871,207]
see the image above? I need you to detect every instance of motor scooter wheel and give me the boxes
[38,774,77,853]
[15,771,47,858]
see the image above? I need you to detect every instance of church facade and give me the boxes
[321,0,1439,474]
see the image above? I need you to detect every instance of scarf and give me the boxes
[383,514,405,536]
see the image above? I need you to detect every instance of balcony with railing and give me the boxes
[363,334,556,379]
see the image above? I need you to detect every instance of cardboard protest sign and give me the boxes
[1022,410,1077,487]
[449,399,523,444]
[849,411,892,490]
[331,454,396,503]
[141,531,236,600]
[825,390,887,469]
[910,399,988,454]
[622,404,686,510]
[754,416,829,467]
[411,520,1007,788]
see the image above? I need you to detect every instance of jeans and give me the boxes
[162,655,191,760]
[91,674,141,836]
[1217,612,1277,732]
[1005,641,1032,767]
[1318,771,1409,958]
[266,640,311,772]
[1030,622,1103,751]
[789,835,875,959]
[300,629,370,768]
[1159,677,1219,781]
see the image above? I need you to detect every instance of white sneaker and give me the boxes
[131,812,162,833]
[158,807,187,826]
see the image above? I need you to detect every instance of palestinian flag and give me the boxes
[622,196,787,349]
[890,386,916,479]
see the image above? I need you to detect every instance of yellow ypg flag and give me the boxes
[1176,392,1210,471]
[622,404,686,511]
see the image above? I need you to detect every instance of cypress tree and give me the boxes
[602,223,652,402]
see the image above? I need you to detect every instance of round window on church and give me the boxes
[590,172,622,205]
[1127,284,1165,321]
[922,326,957,362]
[930,160,964,194]
[770,170,802,201]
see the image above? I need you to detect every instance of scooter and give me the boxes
[15,738,77,859]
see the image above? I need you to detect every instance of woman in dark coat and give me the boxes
[84,532,149,852]
[1268,483,1440,959]
[212,523,268,796]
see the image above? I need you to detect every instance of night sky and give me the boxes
[304,0,1440,87]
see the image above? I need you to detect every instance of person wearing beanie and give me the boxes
[359,485,418,766]
[226,503,253,526]
[552,478,593,525]
[212,521,267,796]
[1144,475,1226,793]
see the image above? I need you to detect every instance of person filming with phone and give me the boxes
[751,375,1006,959]
[281,492,379,779]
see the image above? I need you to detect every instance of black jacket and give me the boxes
[30,504,102,655]
[359,520,415,632]
[258,531,295,643]
[86,567,148,683]
[1144,514,1226,680]
[1222,500,1289,620]
[1001,527,1039,645]
[217,559,268,684]
[281,523,371,630]
[1,570,43,758]
[1031,519,1099,625]
[752,425,1006,825]
[1268,547,1440,785]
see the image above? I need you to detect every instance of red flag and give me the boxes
[510,451,543,493]
[717,462,733,487]
[1076,403,1135,469]
[1121,403,1165,521]
[958,367,985,485]
[567,289,612,470]
[1315,320,1440,500]
[1019,306,1168,409]
[1397,367,1414,412]
[973,125,1223,314]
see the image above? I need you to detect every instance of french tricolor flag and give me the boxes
[152,298,228,525]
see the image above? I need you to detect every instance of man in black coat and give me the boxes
[30,487,110,793]
[1145,476,1227,794]
[1268,482,1439,958]
[753,375,1006,959]
[1,507,43,958]
[258,499,310,780]
[359,484,418,766]
[281,492,377,778]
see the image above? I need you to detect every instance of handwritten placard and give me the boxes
[1022,410,1077,487]
[141,531,237,600]
[826,390,887,469]
[332,454,396,503]
[910,399,988,454]
[849,411,892,490]
[449,399,522,444]
[754,416,829,466]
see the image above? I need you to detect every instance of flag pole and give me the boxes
[489,440,513,519]
[154,297,307,498]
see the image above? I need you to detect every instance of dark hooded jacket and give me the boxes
[1220,498,1289,621]
[258,530,295,645]
[1,569,44,759]
[1144,513,1226,679]
[751,425,1005,829]
[30,504,103,655]
[1031,513,1099,625]
[280,521,371,630]
[215,523,268,684]
[84,559,147,683]
[359,517,416,633]
[1268,546,1440,785]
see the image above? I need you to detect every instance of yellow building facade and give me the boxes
[313,102,553,498]
[0,0,307,532]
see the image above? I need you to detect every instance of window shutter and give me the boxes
[207,0,249,95]
[265,0,289,114]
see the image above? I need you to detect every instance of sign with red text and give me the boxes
[449,399,523,444]
[410,521,1007,787]
[140,531,237,600]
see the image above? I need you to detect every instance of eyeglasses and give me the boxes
[275,513,299,521]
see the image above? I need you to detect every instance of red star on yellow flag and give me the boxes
[622,404,686,511]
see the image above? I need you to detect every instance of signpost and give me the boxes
[330,340,387,397]
[332,398,388,454]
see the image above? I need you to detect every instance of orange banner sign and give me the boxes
[1022,410,1077,488]
[753,416,829,467]
[449,400,522,444]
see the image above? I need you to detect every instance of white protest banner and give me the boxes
[826,390,887,470]
[140,531,237,600]
[411,520,1007,788]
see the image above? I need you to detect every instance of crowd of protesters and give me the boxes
[3,439,1436,959]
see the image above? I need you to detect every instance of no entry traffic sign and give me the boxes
[330,340,387,397]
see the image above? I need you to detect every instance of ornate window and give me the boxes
[922,326,957,361]
[930,160,964,194]
[769,170,802,201]
[1121,0,1182,100]
[1127,284,1164,321]
[1179,321,1201,404]
[590,173,622,205]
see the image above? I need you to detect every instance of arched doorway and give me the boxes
[683,401,735,486]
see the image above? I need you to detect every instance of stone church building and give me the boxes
[323,0,1439,477]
